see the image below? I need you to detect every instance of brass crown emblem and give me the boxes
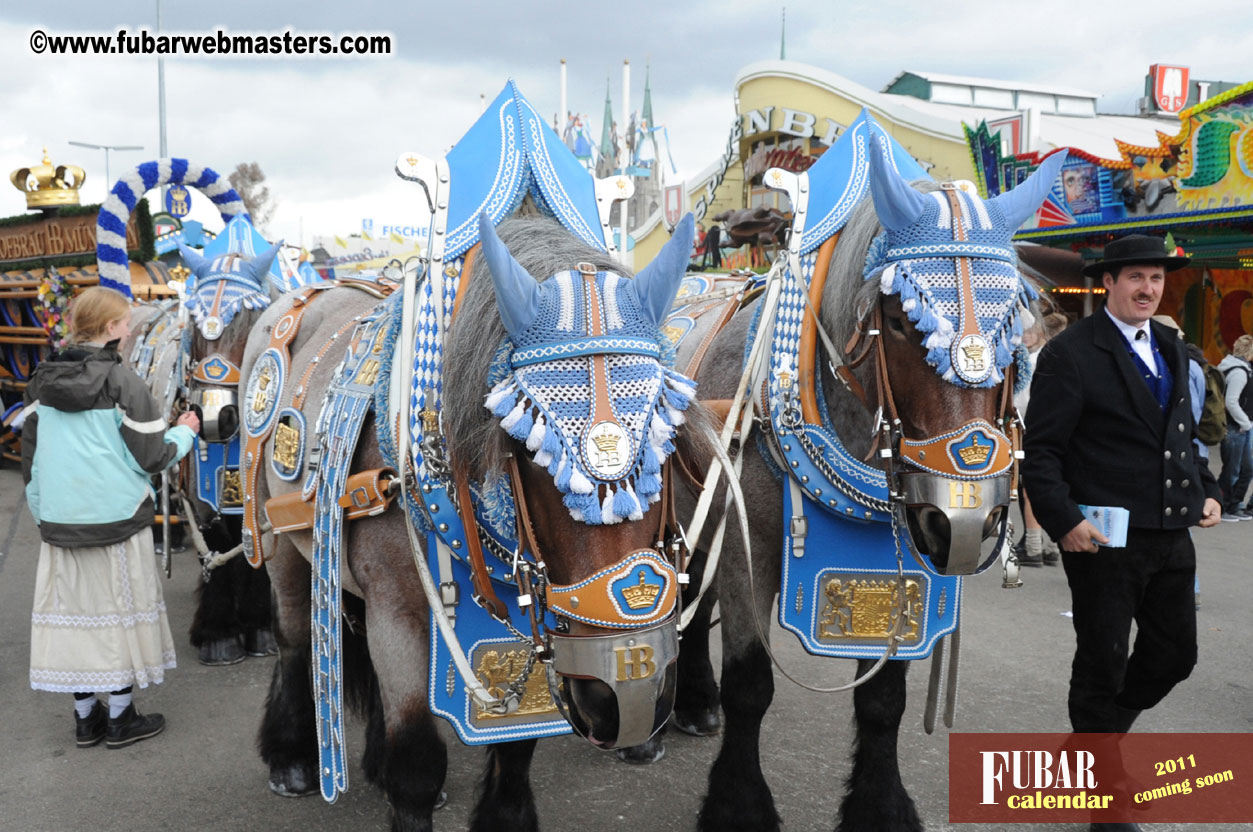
[591,431,621,454]
[10,148,86,209]
[957,435,992,467]
[621,569,662,610]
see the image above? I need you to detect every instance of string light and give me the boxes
[1047,286,1107,295]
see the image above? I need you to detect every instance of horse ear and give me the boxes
[478,213,540,338]
[867,126,929,232]
[988,150,1068,231]
[176,241,210,277]
[629,213,694,326]
[248,239,283,287]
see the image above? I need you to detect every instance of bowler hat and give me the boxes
[1081,234,1190,277]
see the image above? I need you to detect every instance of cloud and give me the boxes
[3,2,1252,248]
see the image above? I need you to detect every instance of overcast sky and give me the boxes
[3,1,1251,248]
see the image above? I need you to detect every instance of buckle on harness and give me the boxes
[347,486,370,509]
[440,580,460,608]
[790,514,808,558]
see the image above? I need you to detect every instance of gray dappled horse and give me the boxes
[248,215,706,832]
[669,143,1064,831]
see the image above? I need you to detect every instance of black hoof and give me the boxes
[268,763,318,798]
[614,735,666,765]
[198,636,246,666]
[245,627,279,657]
[672,706,721,737]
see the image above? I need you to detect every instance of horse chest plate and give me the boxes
[426,540,572,744]
[193,439,242,514]
[778,486,960,661]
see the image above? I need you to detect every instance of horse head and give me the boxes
[846,131,1065,575]
[444,213,698,750]
[177,236,281,444]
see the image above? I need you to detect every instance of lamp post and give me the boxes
[67,141,143,194]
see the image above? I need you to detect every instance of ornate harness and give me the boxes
[239,81,701,802]
[671,111,1063,724]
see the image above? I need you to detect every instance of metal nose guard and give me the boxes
[897,472,1011,575]
[190,387,240,443]
[546,616,679,749]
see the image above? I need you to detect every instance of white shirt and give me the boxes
[1104,308,1157,376]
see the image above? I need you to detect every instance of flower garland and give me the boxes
[36,266,73,350]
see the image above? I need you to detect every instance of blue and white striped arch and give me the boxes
[96,159,249,297]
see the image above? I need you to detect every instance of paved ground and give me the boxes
[0,465,1248,832]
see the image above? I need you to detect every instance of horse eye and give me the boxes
[886,315,906,334]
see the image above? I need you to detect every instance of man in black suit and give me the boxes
[1023,235,1221,828]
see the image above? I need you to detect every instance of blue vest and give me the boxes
[1122,329,1173,412]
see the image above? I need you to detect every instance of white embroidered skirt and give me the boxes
[29,529,177,693]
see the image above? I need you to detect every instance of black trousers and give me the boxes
[1061,528,1197,733]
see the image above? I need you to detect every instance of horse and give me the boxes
[178,238,282,663]
[246,212,706,831]
[121,233,281,665]
[666,126,1066,831]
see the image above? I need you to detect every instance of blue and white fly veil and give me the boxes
[176,219,281,340]
[860,127,1066,389]
[480,212,697,526]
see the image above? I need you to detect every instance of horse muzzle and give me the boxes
[893,420,1015,576]
[189,386,240,443]
[541,548,681,749]
[896,472,1011,575]
[546,615,679,750]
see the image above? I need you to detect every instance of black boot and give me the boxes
[75,701,107,748]
[106,704,165,749]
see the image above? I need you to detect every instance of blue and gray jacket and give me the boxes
[21,342,196,547]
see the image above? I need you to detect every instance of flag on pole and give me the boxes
[391,232,404,244]
[334,235,347,248]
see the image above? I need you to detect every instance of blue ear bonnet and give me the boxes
[506,269,671,361]
[179,242,276,340]
[484,266,696,527]
[862,189,1037,391]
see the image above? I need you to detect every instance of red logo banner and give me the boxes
[949,733,1253,823]
[1151,64,1190,114]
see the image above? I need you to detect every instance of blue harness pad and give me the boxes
[425,538,571,745]
[192,438,241,514]
[779,485,961,660]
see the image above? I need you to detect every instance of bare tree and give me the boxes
[228,162,277,231]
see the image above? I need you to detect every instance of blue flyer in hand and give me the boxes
[1078,505,1130,548]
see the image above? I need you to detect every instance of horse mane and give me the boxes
[444,216,713,485]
